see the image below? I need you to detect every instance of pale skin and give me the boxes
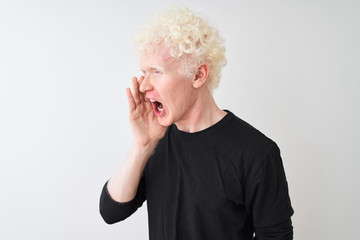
[106,76,167,202]
[107,46,226,202]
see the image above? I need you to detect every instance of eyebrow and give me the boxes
[141,65,165,73]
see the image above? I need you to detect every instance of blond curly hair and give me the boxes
[133,6,227,91]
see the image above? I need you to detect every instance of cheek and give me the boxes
[152,72,163,80]
[161,76,193,108]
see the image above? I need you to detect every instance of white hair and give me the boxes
[133,6,227,91]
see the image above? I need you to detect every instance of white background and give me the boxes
[1,0,359,239]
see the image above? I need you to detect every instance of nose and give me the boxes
[139,74,153,93]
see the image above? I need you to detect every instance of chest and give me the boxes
[146,141,233,210]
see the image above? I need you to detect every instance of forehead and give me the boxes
[139,45,178,70]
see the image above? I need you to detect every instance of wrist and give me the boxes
[132,140,158,156]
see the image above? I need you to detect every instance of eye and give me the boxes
[154,69,162,74]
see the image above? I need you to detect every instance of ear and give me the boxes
[192,63,209,89]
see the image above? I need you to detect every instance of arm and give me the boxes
[107,142,156,203]
[246,144,294,239]
[99,76,167,223]
[254,219,293,240]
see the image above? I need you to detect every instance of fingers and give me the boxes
[127,76,146,112]
[138,76,146,102]
[132,77,141,105]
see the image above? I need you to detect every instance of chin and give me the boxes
[157,114,173,127]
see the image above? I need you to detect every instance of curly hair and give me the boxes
[133,6,227,91]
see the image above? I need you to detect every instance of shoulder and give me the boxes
[220,111,277,156]
[216,111,283,180]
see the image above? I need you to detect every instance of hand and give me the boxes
[126,76,167,147]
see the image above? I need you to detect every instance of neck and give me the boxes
[175,88,227,133]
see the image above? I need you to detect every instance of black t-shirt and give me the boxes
[100,111,294,239]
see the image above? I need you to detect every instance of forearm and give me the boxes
[107,142,157,202]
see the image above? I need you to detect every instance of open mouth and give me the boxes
[149,99,165,116]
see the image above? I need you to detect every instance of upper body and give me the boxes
[100,111,293,239]
[99,6,293,239]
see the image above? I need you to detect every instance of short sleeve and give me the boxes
[99,174,146,224]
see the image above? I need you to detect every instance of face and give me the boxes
[139,46,198,127]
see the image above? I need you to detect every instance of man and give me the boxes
[100,6,293,239]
